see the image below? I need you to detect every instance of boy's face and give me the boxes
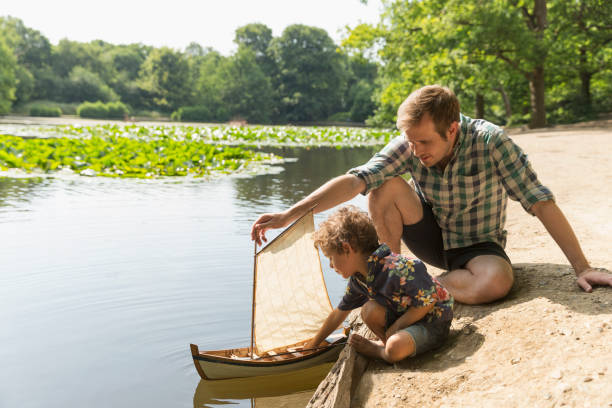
[324,244,360,279]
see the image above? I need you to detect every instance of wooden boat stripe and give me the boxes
[193,344,343,368]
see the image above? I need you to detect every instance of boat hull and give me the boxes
[190,338,346,380]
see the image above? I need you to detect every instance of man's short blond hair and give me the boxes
[313,205,379,255]
[396,85,460,140]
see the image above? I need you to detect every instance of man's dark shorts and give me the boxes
[401,198,511,270]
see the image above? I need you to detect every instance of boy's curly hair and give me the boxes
[313,205,379,255]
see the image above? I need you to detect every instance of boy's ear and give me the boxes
[341,242,352,253]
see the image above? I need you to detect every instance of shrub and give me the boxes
[77,101,108,119]
[29,104,62,117]
[107,101,129,119]
[77,101,129,119]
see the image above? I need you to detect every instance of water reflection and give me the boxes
[0,177,51,208]
[233,147,377,208]
[193,363,333,408]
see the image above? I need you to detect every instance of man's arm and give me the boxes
[304,308,351,349]
[532,200,612,292]
[251,174,366,245]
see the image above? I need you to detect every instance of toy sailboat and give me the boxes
[190,210,347,380]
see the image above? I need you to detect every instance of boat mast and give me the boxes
[250,240,257,359]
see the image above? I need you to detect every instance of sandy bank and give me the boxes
[309,121,612,408]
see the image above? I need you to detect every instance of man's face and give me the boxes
[404,113,458,168]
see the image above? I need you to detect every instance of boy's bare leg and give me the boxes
[368,176,423,254]
[350,300,417,363]
[351,332,416,363]
[359,300,386,341]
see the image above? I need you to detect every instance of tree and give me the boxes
[0,16,53,104]
[0,16,52,70]
[0,38,17,113]
[234,23,276,77]
[138,47,191,112]
[346,0,559,128]
[61,66,118,103]
[548,0,612,117]
[108,44,149,80]
[344,55,378,122]
[218,48,275,123]
[193,50,229,121]
[269,24,347,122]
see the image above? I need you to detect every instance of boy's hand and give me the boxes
[303,340,318,350]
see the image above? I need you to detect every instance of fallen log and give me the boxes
[306,310,373,408]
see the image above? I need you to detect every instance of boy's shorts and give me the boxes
[386,310,451,357]
[401,197,511,270]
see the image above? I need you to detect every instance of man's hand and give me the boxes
[576,268,612,293]
[250,212,290,246]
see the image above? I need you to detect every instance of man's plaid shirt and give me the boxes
[348,114,554,250]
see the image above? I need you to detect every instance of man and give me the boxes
[251,85,612,304]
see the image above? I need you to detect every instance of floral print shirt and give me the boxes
[338,244,453,324]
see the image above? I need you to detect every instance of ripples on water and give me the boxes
[0,147,376,408]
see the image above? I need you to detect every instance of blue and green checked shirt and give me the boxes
[348,114,554,250]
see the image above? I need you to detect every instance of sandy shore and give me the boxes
[310,120,612,408]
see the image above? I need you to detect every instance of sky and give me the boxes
[3,0,383,55]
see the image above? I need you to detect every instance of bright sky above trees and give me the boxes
[3,0,383,55]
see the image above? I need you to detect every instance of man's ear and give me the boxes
[341,241,353,254]
[447,121,459,142]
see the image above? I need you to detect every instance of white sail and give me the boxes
[253,211,333,354]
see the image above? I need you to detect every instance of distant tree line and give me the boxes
[1,0,611,128]
[0,17,377,124]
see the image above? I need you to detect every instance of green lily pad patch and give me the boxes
[0,134,284,179]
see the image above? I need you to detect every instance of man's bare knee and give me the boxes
[368,177,423,229]
[466,258,514,303]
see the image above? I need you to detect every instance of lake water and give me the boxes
[0,146,377,408]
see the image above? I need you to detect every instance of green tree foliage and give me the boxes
[347,0,552,127]
[345,55,378,122]
[4,10,607,126]
[105,44,150,108]
[218,48,275,123]
[234,23,276,77]
[62,66,118,102]
[547,0,612,121]
[0,16,52,70]
[193,50,230,121]
[270,25,348,122]
[0,16,53,103]
[0,38,17,113]
[346,0,611,128]
[138,47,191,112]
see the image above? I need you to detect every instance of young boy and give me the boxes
[305,205,453,363]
